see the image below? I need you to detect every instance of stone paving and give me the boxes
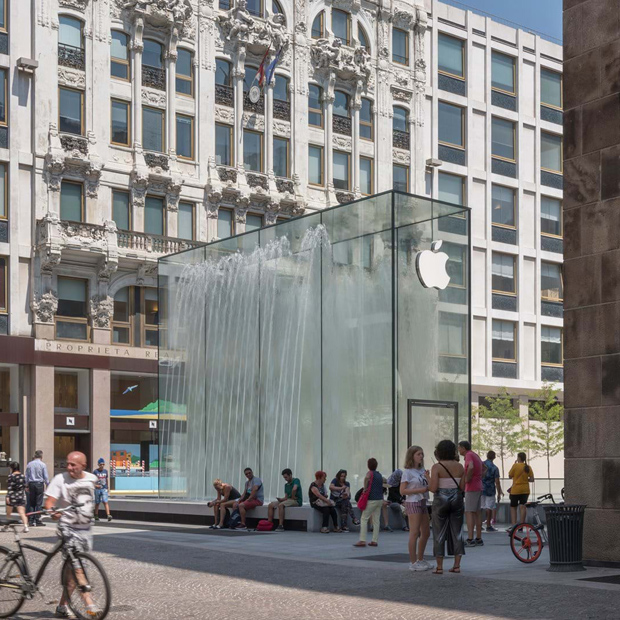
[3,520,620,620]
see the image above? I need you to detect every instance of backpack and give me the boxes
[229,509,242,529]
[256,519,275,532]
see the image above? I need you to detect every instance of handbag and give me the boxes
[357,472,374,511]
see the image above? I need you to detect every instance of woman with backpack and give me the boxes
[508,452,535,526]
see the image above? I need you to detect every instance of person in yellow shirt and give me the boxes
[508,452,534,526]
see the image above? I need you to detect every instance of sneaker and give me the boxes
[213,524,222,530]
[475,538,484,546]
[86,603,101,617]
[320,527,330,533]
[107,515,113,522]
[382,526,393,532]
[23,526,29,533]
[275,525,284,532]
[55,605,77,619]
[409,561,426,572]
[420,560,435,571]
[235,525,247,530]
[341,527,349,533]
[402,526,410,532]
[94,516,100,522]
[352,518,360,526]
[486,525,498,532]
[465,539,476,547]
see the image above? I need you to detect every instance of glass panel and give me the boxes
[438,102,463,147]
[176,50,193,96]
[243,131,262,172]
[176,115,193,159]
[492,185,516,227]
[360,158,372,195]
[308,85,323,126]
[274,76,289,102]
[541,262,563,300]
[0,0,5,30]
[178,202,193,240]
[246,214,263,231]
[143,40,162,68]
[439,312,466,356]
[0,257,5,310]
[492,320,515,360]
[438,173,463,205]
[58,277,87,317]
[492,253,515,293]
[492,117,515,160]
[541,197,562,236]
[112,190,130,230]
[0,164,6,218]
[111,31,128,61]
[438,33,463,77]
[246,0,261,16]
[333,151,350,190]
[541,132,562,172]
[215,124,232,166]
[311,12,323,39]
[359,26,369,50]
[244,67,258,92]
[144,288,158,325]
[217,208,233,238]
[308,146,323,185]
[542,327,562,365]
[113,326,130,344]
[332,9,349,45]
[215,59,231,86]
[541,68,562,108]
[111,100,130,145]
[145,329,158,347]
[444,242,465,287]
[408,404,458,474]
[393,165,408,191]
[273,137,288,177]
[144,196,164,235]
[56,321,87,340]
[0,70,6,124]
[393,107,408,132]
[59,16,82,48]
[392,28,407,64]
[59,88,82,135]
[492,52,515,93]
[333,91,349,118]
[143,107,164,152]
[113,287,130,322]
[360,98,372,139]
[60,182,82,222]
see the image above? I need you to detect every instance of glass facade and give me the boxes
[158,191,471,501]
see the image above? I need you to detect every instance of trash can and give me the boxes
[543,504,586,572]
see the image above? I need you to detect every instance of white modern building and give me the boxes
[0,0,563,491]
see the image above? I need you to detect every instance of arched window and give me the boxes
[311,12,324,39]
[308,84,323,127]
[59,16,83,49]
[143,39,163,69]
[176,48,194,96]
[358,25,370,51]
[360,98,373,140]
[332,9,350,46]
[393,106,409,133]
[111,31,130,80]
[215,59,231,86]
[246,0,263,18]
[334,91,350,118]
[272,0,285,24]
[274,75,289,102]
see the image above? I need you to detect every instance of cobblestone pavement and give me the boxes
[4,522,620,620]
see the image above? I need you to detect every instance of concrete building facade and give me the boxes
[0,0,562,491]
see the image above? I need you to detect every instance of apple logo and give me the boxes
[415,240,451,290]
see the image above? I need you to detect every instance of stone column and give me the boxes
[266,78,275,184]
[167,50,178,159]
[130,37,144,150]
[351,101,361,195]
[90,369,111,473]
[324,92,336,204]
[233,66,245,172]
[30,365,55,477]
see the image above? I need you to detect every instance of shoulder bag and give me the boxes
[357,472,374,511]
[438,463,464,496]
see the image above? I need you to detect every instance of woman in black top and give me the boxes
[310,471,339,533]
[6,462,29,532]
[208,478,242,529]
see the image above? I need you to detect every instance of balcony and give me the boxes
[215,84,234,108]
[244,92,264,114]
[247,173,268,191]
[58,44,85,71]
[273,99,290,121]
[333,115,352,136]
[393,130,410,150]
[142,65,166,91]
[117,230,201,255]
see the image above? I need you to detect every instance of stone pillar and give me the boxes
[351,101,361,195]
[30,365,55,477]
[324,92,336,203]
[131,37,144,149]
[265,79,275,181]
[563,0,620,564]
[234,68,245,171]
[90,369,111,472]
[167,51,177,159]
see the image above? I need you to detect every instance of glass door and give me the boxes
[407,399,459,463]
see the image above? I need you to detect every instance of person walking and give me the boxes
[309,471,339,533]
[25,450,49,527]
[208,479,241,528]
[353,458,384,548]
[400,446,432,571]
[6,462,29,533]
[329,469,359,531]
[481,451,503,532]
[93,458,112,522]
[458,440,485,547]
[508,452,535,526]
[428,439,465,574]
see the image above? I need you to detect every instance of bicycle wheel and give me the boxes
[0,548,26,618]
[510,523,543,563]
[62,552,111,620]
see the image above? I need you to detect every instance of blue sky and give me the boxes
[444,0,563,42]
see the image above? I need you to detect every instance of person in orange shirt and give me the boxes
[508,452,535,526]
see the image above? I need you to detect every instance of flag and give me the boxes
[257,48,270,87]
[265,48,283,86]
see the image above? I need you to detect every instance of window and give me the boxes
[392,28,408,65]
[333,151,350,190]
[215,59,231,86]
[334,91,350,118]
[492,51,516,94]
[492,185,516,228]
[243,66,258,93]
[492,320,516,361]
[393,106,409,133]
[176,114,194,160]
[143,39,163,69]
[273,137,289,178]
[178,202,194,240]
[0,163,6,220]
[59,87,84,135]
[59,16,83,49]
[0,69,6,125]
[144,196,164,236]
[360,98,373,140]
[358,26,369,51]
[444,243,466,287]
[60,181,83,222]
[439,312,466,357]
[542,326,563,366]
[541,196,562,237]
[438,33,464,79]
[438,102,464,148]
[111,31,130,80]
[56,277,88,341]
[541,132,562,173]
[360,157,373,195]
[112,190,130,231]
[246,214,263,231]
[111,99,130,146]
[308,145,324,185]
[393,164,409,192]
[492,117,515,160]
[308,85,323,127]
[215,123,233,166]
[143,288,158,347]
[274,75,290,102]
[541,68,562,109]
[112,286,159,346]
[0,0,6,32]
[311,12,324,39]
[0,256,6,313]
[112,287,131,344]
[142,107,165,152]
[332,9,350,46]
[541,262,563,301]
[243,130,263,172]
[219,0,231,9]
[246,0,262,17]
[217,208,234,238]
[176,49,194,97]
[492,253,516,294]
[438,172,464,205]
[272,0,285,23]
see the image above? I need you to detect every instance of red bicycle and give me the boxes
[509,493,557,563]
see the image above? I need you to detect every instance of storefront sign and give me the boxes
[35,339,159,360]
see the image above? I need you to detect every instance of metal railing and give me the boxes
[117,230,201,255]
[142,65,166,91]
[58,43,85,70]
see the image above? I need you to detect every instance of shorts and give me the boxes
[58,524,93,568]
[405,499,427,515]
[94,489,109,504]
[510,493,529,507]
[239,498,263,511]
[481,495,496,511]
[279,498,299,508]
[464,491,482,512]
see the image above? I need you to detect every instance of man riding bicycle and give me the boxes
[44,451,99,619]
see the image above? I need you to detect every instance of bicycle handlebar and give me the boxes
[25,503,85,518]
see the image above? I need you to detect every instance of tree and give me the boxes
[472,388,525,478]
[527,383,564,493]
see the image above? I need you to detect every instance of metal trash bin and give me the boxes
[543,504,586,572]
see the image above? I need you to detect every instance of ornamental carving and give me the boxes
[90,295,114,329]
[392,148,410,165]
[59,0,89,10]
[310,39,371,87]
[83,164,103,198]
[31,292,58,324]
[242,112,265,131]
[336,191,355,204]
[333,134,352,150]
[58,67,86,89]
[390,9,417,30]
[142,66,166,91]
[145,152,170,172]
[215,84,234,107]
[393,130,410,150]
[333,115,352,137]
[215,105,235,124]
[273,120,290,137]
[142,88,167,107]
[166,178,183,211]
[60,221,107,244]
[391,87,412,102]
[276,179,294,194]
[218,167,238,184]
[118,0,194,37]
[130,170,149,208]
[273,99,291,121]
[60,135,89,156]
[45,155,66,192]
[247,173,268,190]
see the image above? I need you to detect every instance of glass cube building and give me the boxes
[158,191,471,500]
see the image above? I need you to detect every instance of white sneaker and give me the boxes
[409,561,426,572]
[420,560,435,571]
[23,526,29,533]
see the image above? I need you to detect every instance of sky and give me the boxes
[444,0,563,42]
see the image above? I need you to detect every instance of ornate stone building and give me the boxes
[0,0,563,489]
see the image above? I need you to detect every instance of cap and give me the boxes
[98,458,105,465]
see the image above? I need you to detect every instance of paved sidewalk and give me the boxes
[4,519,620,619]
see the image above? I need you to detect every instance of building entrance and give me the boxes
[407,399,459,461]
[54,433,91,473]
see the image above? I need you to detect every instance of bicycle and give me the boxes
[0,504,111,619]
[509,493,557,563]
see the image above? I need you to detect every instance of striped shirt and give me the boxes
[25,459,49,485]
